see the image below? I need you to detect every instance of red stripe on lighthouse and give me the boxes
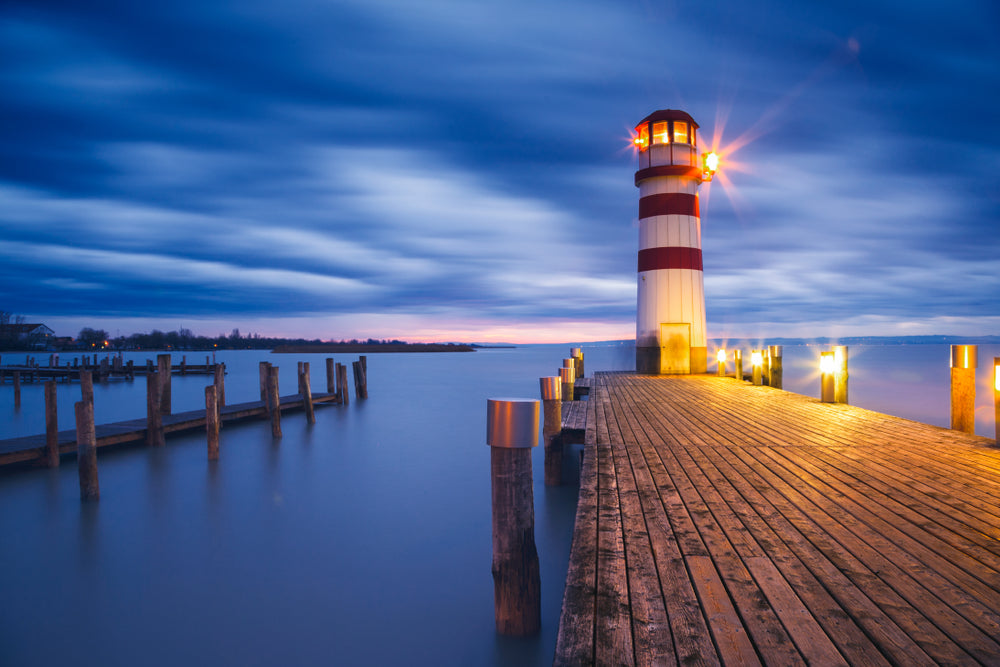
[637,247,703,272]
[638,193,699,218]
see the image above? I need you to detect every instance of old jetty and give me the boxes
[555,371,1000,665]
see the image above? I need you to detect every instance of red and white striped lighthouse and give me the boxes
[633,109,716,374]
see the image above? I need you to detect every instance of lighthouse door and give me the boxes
[659,323,691,375]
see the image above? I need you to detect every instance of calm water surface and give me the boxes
[0,343,996,666]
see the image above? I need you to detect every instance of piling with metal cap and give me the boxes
[560,365,576,402]
[820,352,836,403]
[769,345,783,390]
[540,376,563,486]
[950,345,977,434]
[762,348,772,386]
[487,398,541,636]
[751,350,763,386]
[833,345,849,404]
[571,347,584,379]
[734,350,743,382]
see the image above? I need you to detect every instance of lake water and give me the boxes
[0,342,997,666]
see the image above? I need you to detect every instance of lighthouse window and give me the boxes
[652,122,670,144]
[691,127,697,147]
[674,121,689,144]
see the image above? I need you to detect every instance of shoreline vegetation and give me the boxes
[273,342,477,353]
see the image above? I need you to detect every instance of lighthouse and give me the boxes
[633,109,717,374]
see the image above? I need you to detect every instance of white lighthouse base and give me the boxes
[635,345,707,375]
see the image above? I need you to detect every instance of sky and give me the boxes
[2,0,999,343]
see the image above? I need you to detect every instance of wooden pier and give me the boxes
[556,371,1000,665]
[0,391,340,467]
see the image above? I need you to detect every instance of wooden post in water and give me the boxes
[180,356,187,375]
[75,400,99,500]
[950,345,977,434]
[157,354,172,415]
[259,361,270,404]
[13,371,20,409]
[559,366,575,402]
[734,349,743,382]
[325,358,335,394]
[269,365,282,438]
[360,355,367,375]
[833,345,849,404]
[337,363,350,405]
[540,376,562,486]
[146,372,165,447]
[487,398,541,636]
[353,360,368,399]
[80,370,93,405]
[205,386,220,460]
[302,362,315,424]
[571,348,584,379]
[45,380,59,467]
[751,351,763,386]
[769,345,783,390]
[214,363,226,414]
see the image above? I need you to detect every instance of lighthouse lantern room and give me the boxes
[633,109,715,374]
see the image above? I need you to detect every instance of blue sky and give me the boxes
[2,0,998,342]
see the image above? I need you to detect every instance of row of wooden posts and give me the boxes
[41,355,368,501]
[488,347,585,637]
[945,345,999,443]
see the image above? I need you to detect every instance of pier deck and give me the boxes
[556,371,1000,665]
[0,392,340,467]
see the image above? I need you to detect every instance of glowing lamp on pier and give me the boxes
[995,359,1000,392]
[633,109,719,375]
[751,351,763,367]
[716,349,726,377]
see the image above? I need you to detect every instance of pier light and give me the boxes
[995,358,1000,392]
[717,349,726,364]
[751,351,763,367]
[820,352,836,403]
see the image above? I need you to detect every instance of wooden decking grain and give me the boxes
[555,371,1000,666]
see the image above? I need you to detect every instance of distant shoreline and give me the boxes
[272,343,476,353]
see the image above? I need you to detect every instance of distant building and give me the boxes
[9,323,55,348]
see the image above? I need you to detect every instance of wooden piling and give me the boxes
[80,370,93,405]
[717,351,726,377]
[13,371,20,409]
[833,345,849,404]
[75,400,99,501]
[214,363,226,410]
[157,354,171,415]
[44,381,59,467]
[487,398,541,636]
[269,365,282,438]
[751,351,762,386]
[540,376,563,486]
[762,348,771,386]
[337,363,350,405]
[769,345,783,390]
[259,361,270,404]
[302,362,315,424]
[950,345,977,434]
[180,356,187,375]
[734,350,743,382]
[571,348,584,380]
[353,360,368,399]
[205,386,220,460]
[326,358,335,394]
[146,372,165,447]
